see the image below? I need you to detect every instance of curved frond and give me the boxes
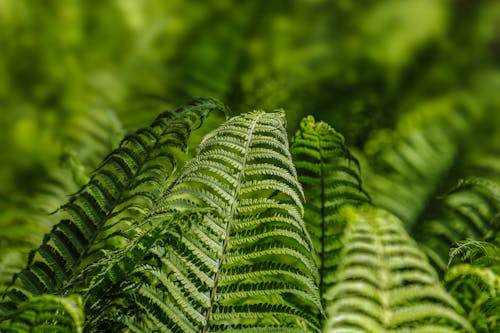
[119,111,322,332]
[363,95,481,227]
[0,110,123,291]
[445,247,500,333]
[1,98,225,307]
[435,179,500,333]
[291,116,370,301]
[417,177,500,271]
[0,294,83,333]
[324,206,474,333]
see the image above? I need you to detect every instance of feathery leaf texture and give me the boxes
[291,116,370,301]
[80,209,211,331]
[0,110,122,292]
[417,178,500,271]
[445,245,500,333]
[364,96,480,227]
[1,97,225,308]
[120,111,323,332]
[0,294,84,333]
[438,179,500,333]
[324,206,474,333]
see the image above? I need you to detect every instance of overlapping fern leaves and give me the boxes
[0,105,493,332]
[83,209,212,331]
[0,97,225,309]
[290,116,370,300]
[0,294,84,333]
[417,178,500,271]
[430,178,500,332]
[0,108,124,291]
[290,116,474,332]
[363,95,481,227]
[446,241,500,333]
[324,206,474,333]
[117,111,323,332]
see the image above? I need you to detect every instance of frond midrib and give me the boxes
[201,112,265,333]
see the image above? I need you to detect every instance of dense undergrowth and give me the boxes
[1,1,500,332]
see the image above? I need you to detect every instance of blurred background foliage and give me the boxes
[1,0,500,286]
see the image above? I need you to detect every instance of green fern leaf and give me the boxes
[435,179,500,333]
[291,116,370,302]
[323,206,474,333]
[1,98,225,307]
[445,246,500,332]
[0,294,84,333]
[82,208,211,331]
[120,111,323,332]
[364,95,481,227]
[417,177,500,271]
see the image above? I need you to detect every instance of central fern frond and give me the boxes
[291,116,370,302]
[123,111,323,332]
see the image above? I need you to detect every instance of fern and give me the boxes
[324,206,474,333]
[76,208,210,331]
[290,116,370,302]
[363,95,481,227]
[0,294,84,333]
[438,180,500,332]
[0,109,124,291]
[1,98,225,309]
[416,178,500,271]
[113,111,323,332]
[445,243,500,332]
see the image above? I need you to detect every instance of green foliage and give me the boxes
[439,180,500,332]
[1,98,224,306]
[446,241,500,332]
[0,294,84,333]
[417,178,500,270]
[83,209,211,331]
[1,1,500,332]
[291,116,370,301]
[363,94,481,227]
[133,111,322,332]
[324,206,473,333]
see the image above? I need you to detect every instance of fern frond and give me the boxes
[364,95,481,227]
[449,239,500,267]
[119,111,322,332]
[0,130,114,291]
[0,294,84,333]
[416,177,500,270]
[438,179,500,333]
[447,264,500,295]
[1,98,224,307]
[291,116,370,301]
[445,252,500,332]
[78,208,209,331]
[324,206,474,333]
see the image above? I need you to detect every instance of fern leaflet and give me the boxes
[417,177,500,271]
[0,294,84,333]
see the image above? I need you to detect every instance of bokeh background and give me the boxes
[1,0,500,279]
